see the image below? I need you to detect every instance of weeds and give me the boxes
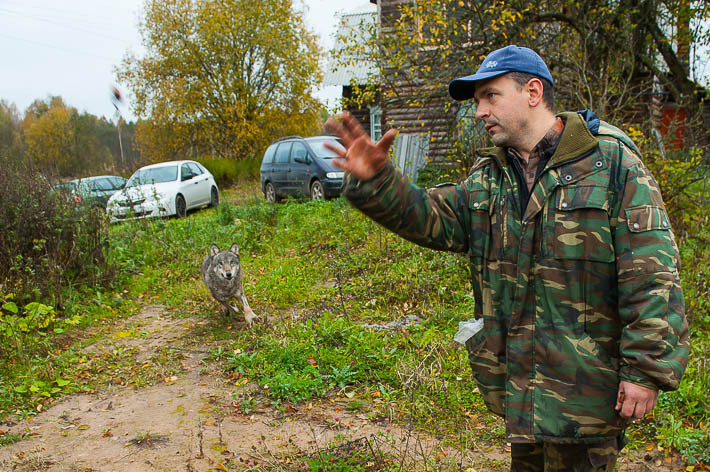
[1,184,707,467]
[127,430,170,449]
[0,153,114,307]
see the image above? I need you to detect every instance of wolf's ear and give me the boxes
[210,244,220,256]
[229,243,239,255]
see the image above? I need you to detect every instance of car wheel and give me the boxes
[209,187,219,207]
[264,182,279,203]
[175,194,187,218]
[310,180,324,201]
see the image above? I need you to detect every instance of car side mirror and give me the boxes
[294,156,308,164]
[182,174,193,181]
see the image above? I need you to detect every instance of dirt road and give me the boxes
[0,305,686,471]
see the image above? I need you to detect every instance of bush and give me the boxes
[0,152,113,307]
[199,156,260,188]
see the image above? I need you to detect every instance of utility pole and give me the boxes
[111,86,125,167]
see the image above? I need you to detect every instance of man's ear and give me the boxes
[526,78,544,107]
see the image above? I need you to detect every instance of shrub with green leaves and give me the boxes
[0,152,113,306]
[199,156,260,188]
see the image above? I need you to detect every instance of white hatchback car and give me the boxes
[107,160,219,222]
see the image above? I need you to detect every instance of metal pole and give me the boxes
[116,113,125,166]
[111,86,125,167]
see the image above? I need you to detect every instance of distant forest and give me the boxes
[0,96,140,181]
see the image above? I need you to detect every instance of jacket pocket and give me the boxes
[623,205,677,271]
[465,320,506,416]
[468,190,493,259]
[548,185,614,262]
[625,205,671,232]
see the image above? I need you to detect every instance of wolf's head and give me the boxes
[209,243,241,281]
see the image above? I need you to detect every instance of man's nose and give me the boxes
[475,105,488,120]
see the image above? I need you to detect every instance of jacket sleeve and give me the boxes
[342,161,471,253]
[610,143,689,391]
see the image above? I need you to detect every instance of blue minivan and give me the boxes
[260,136,346,202]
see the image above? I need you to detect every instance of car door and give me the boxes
[288,141,312,197]
[187,162,211,206]
[260,143,277,191]
[271,142,292,196]
[179,163,201,207]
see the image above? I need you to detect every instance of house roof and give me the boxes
[323,3,377,87]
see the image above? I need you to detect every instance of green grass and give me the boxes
[1,185,708,466]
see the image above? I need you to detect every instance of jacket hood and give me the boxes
[576,109,600,134]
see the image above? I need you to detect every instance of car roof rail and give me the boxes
[272,135,303,144]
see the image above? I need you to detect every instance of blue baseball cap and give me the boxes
[448,45,553,101]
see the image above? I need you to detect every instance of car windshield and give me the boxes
[306,138,344,159]
[126,165,178,187]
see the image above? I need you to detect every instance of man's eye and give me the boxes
[488,93,495,100]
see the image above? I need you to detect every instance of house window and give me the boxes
[456,102,486,146]
[370,105,382,141]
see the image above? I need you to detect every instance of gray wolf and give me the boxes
[201,243,258,325]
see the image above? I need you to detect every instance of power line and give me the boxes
[1,0,135,31]
[0,32,115,61]
[0,7,131,43]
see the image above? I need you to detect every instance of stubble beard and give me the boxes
[491,116,529,151]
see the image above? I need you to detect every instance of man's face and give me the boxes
[473,74,531,149]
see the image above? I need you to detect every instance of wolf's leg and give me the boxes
[236,295,258,326]
[228,303,241,314]
[220,302,232,317]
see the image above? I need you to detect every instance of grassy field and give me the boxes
[1,184,708,469]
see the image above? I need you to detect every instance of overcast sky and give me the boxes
[0,0,363,122]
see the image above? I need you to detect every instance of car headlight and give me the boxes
[326,172,344,179]
[118,197,146,207]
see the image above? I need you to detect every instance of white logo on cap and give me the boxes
[485,61,498,68]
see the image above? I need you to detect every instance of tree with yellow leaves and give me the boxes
[117,0,323,163]
[22,98,75,176]
[336,0,709,168]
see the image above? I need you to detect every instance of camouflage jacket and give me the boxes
[343,111,689,443]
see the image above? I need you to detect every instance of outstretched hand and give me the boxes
[324,111,397,181]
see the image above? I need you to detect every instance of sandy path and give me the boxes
[0,305,687,471]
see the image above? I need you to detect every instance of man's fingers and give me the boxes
[615,389,624,411]
[643,397,657,418]
[341,111,366,140]
[376,129,398,154]
[618,394,656,419]
[616,381,658,419]
[324,117,351,147]
[636,398,654,419]
[323,140,346,158]
[634,402,646,419]
[620,398,637,419]
[332,157,348,171]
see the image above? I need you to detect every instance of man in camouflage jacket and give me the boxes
[325,46,689,471]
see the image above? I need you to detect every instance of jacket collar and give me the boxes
[474,111,598,169]
[548,112,598,166]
